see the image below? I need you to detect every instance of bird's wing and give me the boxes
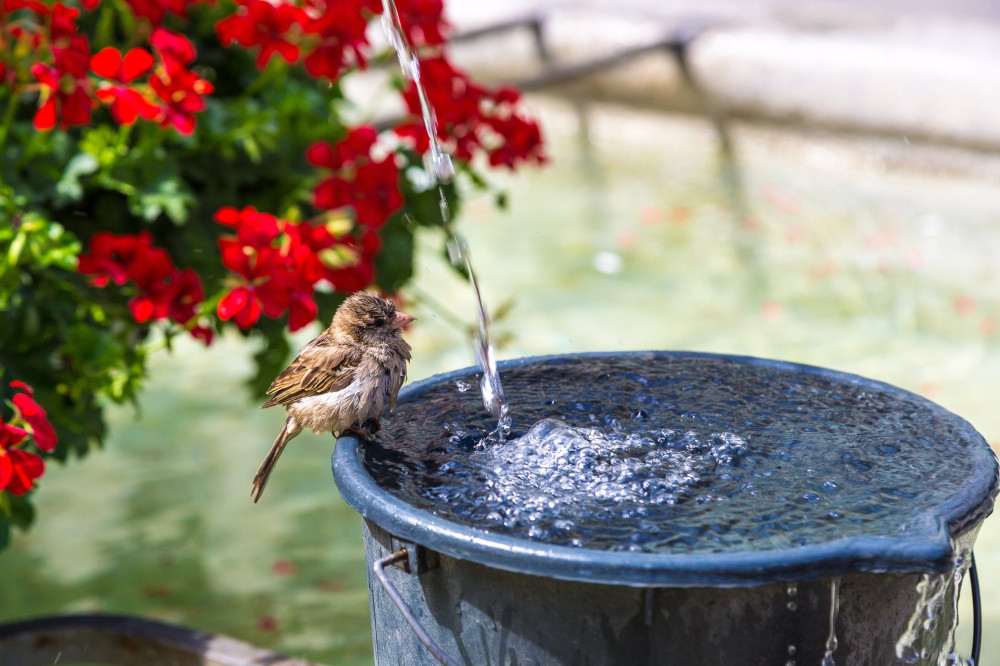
[261,341,363,408]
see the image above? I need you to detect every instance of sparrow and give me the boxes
[251,291,414,503]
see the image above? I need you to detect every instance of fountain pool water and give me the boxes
[334,352,998,665]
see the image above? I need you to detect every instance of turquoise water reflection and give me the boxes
[3,99,1000,664]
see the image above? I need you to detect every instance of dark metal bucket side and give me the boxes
[333,352,998,666]
[362,518,976,666]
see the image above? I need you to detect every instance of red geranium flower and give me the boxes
[0,446,45,496]
[149,63,213,135]
[485,113,546,169]
[308,127,403,227]
[352,157,403,228]
[9,381,57,452]
[31,35,93,131]
[215,206,282,249]
[90,47,159,125]
[394,55,546,168]
[394,0,448,47]
[0,421,45,496]
[216,0,307,69]
[300,0,372,81]
[126,247,182,322]
[217,240,289,329]
[0,422,27,449]
[323,227,378,292]
[47,2,80,45]
[78,232,209,341]
[151,28,196,68]
[218,285,263,329]
[77,231,155,286]
[122,0,187,25]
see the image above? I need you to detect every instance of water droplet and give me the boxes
[786,601,798,611]
[455,380,471,392]
[787,644,796,656]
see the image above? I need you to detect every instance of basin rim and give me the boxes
[332,351,999,587]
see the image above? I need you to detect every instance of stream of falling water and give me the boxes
[820,578,841,666]
[894,548,972,666]
[380,0,509,429]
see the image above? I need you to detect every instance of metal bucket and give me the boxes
[332,352,999,666]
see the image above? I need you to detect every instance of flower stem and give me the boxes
[0,90,21,187]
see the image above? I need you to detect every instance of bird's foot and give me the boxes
[345,423,377,444]
[360,418,381,436]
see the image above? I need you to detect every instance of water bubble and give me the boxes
[786,601,797,611]
[787,645,796,656]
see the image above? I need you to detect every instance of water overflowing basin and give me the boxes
[333,352,998,664]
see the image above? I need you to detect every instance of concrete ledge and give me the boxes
[446,3,1000,151]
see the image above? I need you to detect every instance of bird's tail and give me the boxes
[251,419,301,503]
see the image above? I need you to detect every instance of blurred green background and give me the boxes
[2,97,999,664]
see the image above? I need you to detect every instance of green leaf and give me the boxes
[55,152,100,202]
[248,324,291,399]
[374,214,414,294]
[8,492,34,529]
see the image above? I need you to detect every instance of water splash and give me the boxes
[895,571,952,663]
[936,549,971,666]
[821,577,840,666]
[380,0,507,427]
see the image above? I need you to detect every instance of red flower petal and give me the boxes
[121,48,154,83]
[218,287,262,329]
[214,206,240,226]
[0,454,12,492]
[0,423,28,449]
[5,448,45,495]
[90,47,122,79]
[288,294,317,332]
[305,141,337,169]
[33,97,57,131]
[11,385,57,452]
[62,86,93,126]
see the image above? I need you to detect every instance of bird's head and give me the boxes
[333,291,415,342]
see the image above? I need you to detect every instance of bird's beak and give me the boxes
[391,311,416,329]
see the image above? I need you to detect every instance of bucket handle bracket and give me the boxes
[374,546,458,666]
[388,536,439,574]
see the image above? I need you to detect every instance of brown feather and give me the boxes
[252,290,413,502]
[261,340,363,408]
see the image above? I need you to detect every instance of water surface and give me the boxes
[368,355,983,553]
